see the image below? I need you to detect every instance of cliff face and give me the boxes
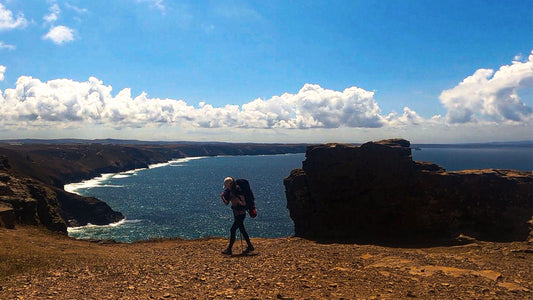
[284,139,533,244]
[0,155,123,232]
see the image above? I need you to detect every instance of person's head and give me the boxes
[223,177,235,190]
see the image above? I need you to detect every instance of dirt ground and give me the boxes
[1,226,532,299]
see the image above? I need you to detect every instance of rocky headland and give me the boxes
[284,139,533,245]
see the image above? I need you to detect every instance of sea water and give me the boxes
[67,146,532,242]
[67,154,306,242]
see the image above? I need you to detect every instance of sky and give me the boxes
[0,0,532,143]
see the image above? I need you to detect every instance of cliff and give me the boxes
[284,139,533,244]
[0,155,123,232]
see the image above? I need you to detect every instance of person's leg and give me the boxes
[223,216,239,254]
[236,214,254,251]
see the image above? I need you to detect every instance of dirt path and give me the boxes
[1,227,532,299]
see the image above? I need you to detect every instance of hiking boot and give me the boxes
[221,248,232,255]
[242,246,254,254]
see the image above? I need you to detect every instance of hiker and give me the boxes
[221,177,254,255]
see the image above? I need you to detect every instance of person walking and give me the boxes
[221,177,254,255]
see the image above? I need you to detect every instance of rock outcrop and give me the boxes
[284,139,533,244]
[0,155,123,232]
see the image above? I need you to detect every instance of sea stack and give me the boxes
[284,139,533,244]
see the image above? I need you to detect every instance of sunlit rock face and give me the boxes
[284,139,532,245]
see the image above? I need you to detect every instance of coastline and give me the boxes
[64,156,209,195]
[0,142,307,231]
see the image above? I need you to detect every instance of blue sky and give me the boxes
[0,0,532,143]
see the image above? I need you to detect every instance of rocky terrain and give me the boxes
[1,226,532,299]
[284,139,533,244]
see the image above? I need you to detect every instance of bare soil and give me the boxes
[1,226,532,299]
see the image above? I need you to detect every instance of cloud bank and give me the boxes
[440,51,533,124]
[0,51,531,138]
[0,77,391,129]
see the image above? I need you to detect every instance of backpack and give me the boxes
[236,178,257,218]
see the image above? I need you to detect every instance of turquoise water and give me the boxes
[66,146,532,242]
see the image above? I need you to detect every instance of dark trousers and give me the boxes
[229,214,252,249]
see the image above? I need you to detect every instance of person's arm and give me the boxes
[221,191,229,205]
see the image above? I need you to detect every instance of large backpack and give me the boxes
[236,178,257,218]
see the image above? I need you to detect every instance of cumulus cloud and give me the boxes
[440,51,533,124]
[0,65,5,81]
[385,107,426,126]
[43,25,75,44]
[0,3,27,31]
[0,41,15,50]
[0,77,395,130]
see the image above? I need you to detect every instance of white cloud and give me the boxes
[385,107,426,126]
[65,3,88,14]
[440,50,533,124]
[0,65,5,81]
[43,25,75,44]
[0,3,28,31]
[0,76,395,130]
[0,41,16,50]
[43,3,61,24]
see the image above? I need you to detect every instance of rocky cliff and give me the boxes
[0,155,123,232]
[284,139,533,244]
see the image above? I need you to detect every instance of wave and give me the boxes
[64,156,207,195]
[64,173,115,194]
[150,156,207,169]
[112,174,131,179]
[67,218,143,232]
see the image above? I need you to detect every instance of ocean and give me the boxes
[66,145,532,243]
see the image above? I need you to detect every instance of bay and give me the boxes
[67,153,305,242]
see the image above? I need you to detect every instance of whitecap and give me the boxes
[64,173,115,194]
[112,174,131,179]
[150,156,207,169]
[67,218,143,233]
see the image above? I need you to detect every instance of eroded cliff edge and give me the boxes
[284,139,533,244]
[0,154,124,232]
